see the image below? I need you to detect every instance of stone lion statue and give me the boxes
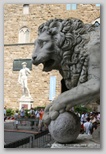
[32,18,100,125]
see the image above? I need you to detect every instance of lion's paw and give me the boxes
[42,113,51,125]
[66,104,72,111]
[50,102,66,111]
[59,108,65,113]
[43,100,71,125]
[49,111,59,120]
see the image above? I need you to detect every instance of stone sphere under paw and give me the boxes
[48,111,80,143]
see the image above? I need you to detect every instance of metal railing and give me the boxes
[4,136,33,148]
[4,130,54,148]
[33,130,53,148]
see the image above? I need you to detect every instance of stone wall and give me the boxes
[4,4,100,109]
[4,44,62,109]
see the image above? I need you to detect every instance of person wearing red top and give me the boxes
[38,108,44,132]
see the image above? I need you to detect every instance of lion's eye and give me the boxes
[43,41,47,46]
[40,41,47,48]
[37,40,47,48]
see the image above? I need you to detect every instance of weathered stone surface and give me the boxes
[4,4,100,109]
[19,95,34,102]
[32,16,100,144]
[32,18,100,126]
[51,134,100,148]
[92,125,100,143]
[48,112,80,143]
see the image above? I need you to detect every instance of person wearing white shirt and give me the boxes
[84,117,92,135]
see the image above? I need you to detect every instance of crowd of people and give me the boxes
[18,108,101,135]
[79,111,100,135]
[14,107,46,132]
[4,106,100,135]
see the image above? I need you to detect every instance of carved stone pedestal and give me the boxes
[19,96,34,110]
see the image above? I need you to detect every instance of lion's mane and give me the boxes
[38,18,98,89]
[38,18,95,62]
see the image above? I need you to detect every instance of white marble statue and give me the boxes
[18,62,31,98]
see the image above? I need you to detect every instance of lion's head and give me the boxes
[32,18,95,72]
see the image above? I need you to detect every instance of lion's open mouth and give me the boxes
[43,59,55,71]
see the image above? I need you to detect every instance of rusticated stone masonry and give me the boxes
[4,4,100,109]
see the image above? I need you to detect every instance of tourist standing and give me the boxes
[20,107,25,118]
[20,107,26,125]
[83,117,92,135]
[81,112,86,124]
[14,110,19,129]
[35,109,40,127]
[97,112,100,122]
[90,113,98,133]
[4,106,7,121]
[29,107,35,129]
[38,108,44,132]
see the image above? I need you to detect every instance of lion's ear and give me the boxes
[49,27,58,35]
[49,21,62,30]
[54,32,65,47]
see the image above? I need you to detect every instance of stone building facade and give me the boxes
[4,4,100,110]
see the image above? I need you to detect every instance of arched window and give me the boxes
[19,27,30,43]
[23,4,29,14]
